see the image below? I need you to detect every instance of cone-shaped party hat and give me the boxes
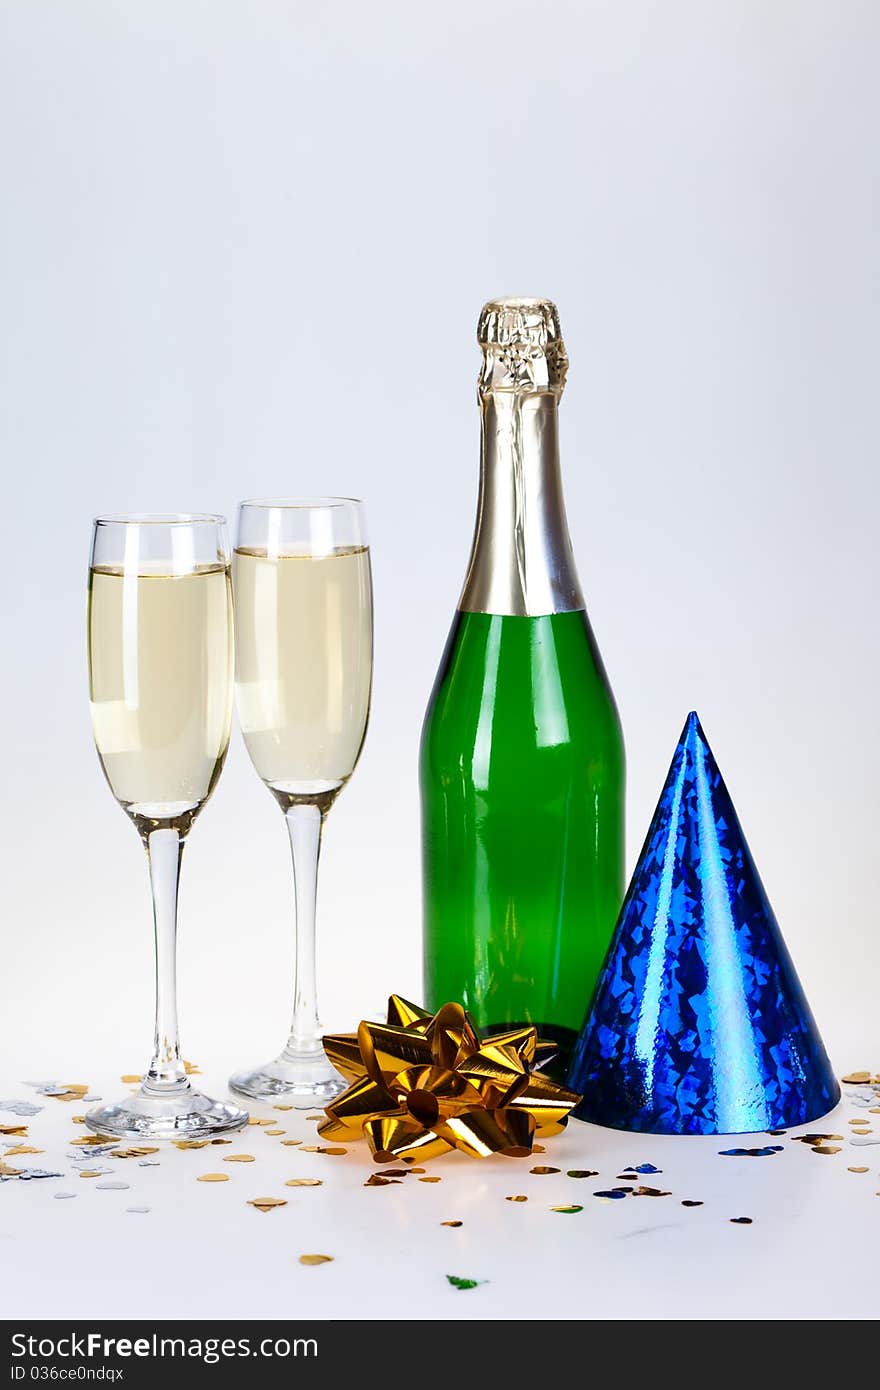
[568,713,839,1134]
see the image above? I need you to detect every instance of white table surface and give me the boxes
[2,1060,876,1322]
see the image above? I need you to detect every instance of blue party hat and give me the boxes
[568,713,839,1134]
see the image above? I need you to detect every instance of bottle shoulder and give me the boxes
[420,609,624,770]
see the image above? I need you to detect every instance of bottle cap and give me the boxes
[478,297,568,395]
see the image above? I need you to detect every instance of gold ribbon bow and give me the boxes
[319,996,581,1162]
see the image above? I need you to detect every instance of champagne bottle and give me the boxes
[420,298,625,1050]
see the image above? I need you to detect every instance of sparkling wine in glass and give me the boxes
[85,514,248,1139]
[229,499,373,1104]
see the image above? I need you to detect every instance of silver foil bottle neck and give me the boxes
[459,299,584,618]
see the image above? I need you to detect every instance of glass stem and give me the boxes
[142,827,189,1093]
[282,803,325,1060]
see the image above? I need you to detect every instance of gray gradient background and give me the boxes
[1,1,876,1079]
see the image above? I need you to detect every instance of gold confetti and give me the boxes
[210,1139,233,1146]
[375,1168,410,1178]
[530,1166,560,1175]
[841,1072,872,1084]
[301,1146,347,1156]
[247,1197,288,1213]
[120,1075,142,1084]
[71,1135,114,1146]
[197,1173,229,1183]
[441,1220,463,1227]
[264,1129,286,1136]
[633,1185,671,1197]
[408,1167,426,1174]
[364,1174,399,1186]
[110,1146,159,1160]
[183,1061,201,1075]
[79,1170,102,1179]
[812,1145,842,1155]
[285,1178,323,1187]
[47,1084,90,1102]
[273,1105,294,1112]
[532,1145,546,1154]
[848,1166,869,1173]
[306,1114,323,1121]
[0,1162,24,1177]
[281,1140,302,1147]
[419,1176,441,1183]
[72,1116,86,1125]
[3,1145,43,1156]
[506,1195,528,1202]
[173,1140,210,1150]
[567,1170,599,1179]
[299,1254,332,1265]
[851,1129,872,1136]
[223,1154,255,1163]
[0,1125,28,1137]
[248,1118,274,1127]
[791,1134,844,1145]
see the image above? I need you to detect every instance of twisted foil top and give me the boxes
[478,297,569,396]
[319,995,581,1162]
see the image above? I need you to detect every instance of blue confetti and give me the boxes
[719,1146,784,1158]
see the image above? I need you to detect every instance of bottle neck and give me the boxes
[458,391,584,617]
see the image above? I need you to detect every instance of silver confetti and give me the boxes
[17,1169,63,1180]
[95,1181,130,1191]
[0,1100,43,1116]
[849,1136,880,1147]
[137,1160,160,1168]
[54,1192,77,1200]
[126,1206,150,1214]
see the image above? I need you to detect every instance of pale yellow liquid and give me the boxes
[88,564,234,826]
[233,546,372,802]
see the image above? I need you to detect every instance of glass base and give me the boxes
[229,1050,346,1106]
[84,1085,249,1141]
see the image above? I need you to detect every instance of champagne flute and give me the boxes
[85,514,248,1138]
[229,499,373,1103]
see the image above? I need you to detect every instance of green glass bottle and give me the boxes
[420,298,625,1052]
